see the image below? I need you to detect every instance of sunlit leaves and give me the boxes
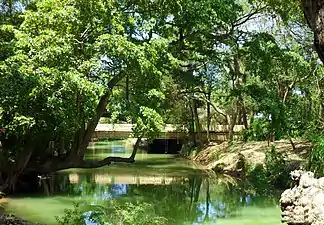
[258,0,304,23]
[0,24,15,60]
[0,0,179,149]
[132,106,165,140]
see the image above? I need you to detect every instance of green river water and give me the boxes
[1,140,283,225]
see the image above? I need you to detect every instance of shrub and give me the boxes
[247,164,268,192]
[90,201,168,225]
[242,118,272,141]
[264,145,290,188]
[247,145,290,190]
[307,136,324,176]
[56,202,86,225]
[57,201,168,225]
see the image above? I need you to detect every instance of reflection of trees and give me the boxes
[111,176,204,225]
[204,179,210,221]
[43,172,279,225]
[196,176,280,223]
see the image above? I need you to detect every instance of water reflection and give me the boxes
[3,140,282,225]
[69,173,181,185]
[31,172,280,225]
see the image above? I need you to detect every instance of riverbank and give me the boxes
[1,198,40,225]
[0,213,39,225]
[186,140,312,175]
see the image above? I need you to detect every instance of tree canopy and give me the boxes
[0,0,324,191]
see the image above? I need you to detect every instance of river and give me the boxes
[1,140,283,225]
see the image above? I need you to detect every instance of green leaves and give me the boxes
[6,115,36,136]
[307,136,324,176]
[0,0,319,156]
[259,0,304,23]
[0,24,15,60]
[0,0,179,152]
[132,106,165,140]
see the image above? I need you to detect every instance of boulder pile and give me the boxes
[280,170,324,225]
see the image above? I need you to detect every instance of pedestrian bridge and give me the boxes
[93,123,244,141]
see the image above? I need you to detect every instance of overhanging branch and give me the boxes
[76,156,135,168]
[71,137,141,169]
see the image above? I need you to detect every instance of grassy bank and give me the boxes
[184,140,313,189]
[190,140,311,168]
[1,197,40,225]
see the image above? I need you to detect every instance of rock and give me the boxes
[280,170,324,225]
[207,152,246,176]
[317,177,324,189]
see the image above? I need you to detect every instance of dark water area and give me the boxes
[0,140,283,225]
[148,139,183,154]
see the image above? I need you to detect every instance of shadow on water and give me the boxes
[1,140,283,225]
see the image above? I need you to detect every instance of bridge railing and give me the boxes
[95,123,244,133]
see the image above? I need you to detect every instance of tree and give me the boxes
[302,0,324,63]
[0,0,175,191]
[1,0,324,192]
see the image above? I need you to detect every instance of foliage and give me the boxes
[247,145,290,190]
[246,164,270,194]
[0,0,179,186]
[260,0,305,23]
[243,117,272,141]
[132,107,165,140]
[0,0,324,193]
[56,202,86,225]
[307,136,324,177]
[56,200,168,225]
[264,145,290,188]
[89,201,168,225]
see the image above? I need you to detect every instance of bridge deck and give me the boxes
[93,124,244,140]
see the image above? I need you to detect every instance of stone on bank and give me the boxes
[280,170,324,225]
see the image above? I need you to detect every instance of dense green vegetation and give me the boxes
[1,0,324,200]
[247,145,290,190]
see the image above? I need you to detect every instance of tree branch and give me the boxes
[77,72,127,157]
[199,96,228,119]
[77,137,141,168]
[76,156,135,169]
[29,136,141,174]
[232,7,266,28]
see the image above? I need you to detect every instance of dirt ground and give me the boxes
[192,140,312,170]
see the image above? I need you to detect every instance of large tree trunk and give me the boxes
[228,113,237,143]
[206,91,211,143]
[189,98,197,146]
[0,74,128,193]
[74,72,126,158]
[302,0,324,63]
[241,103,249,129]
[228,101,238,143]
[191,98,202,145]
[1,146,34,192]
